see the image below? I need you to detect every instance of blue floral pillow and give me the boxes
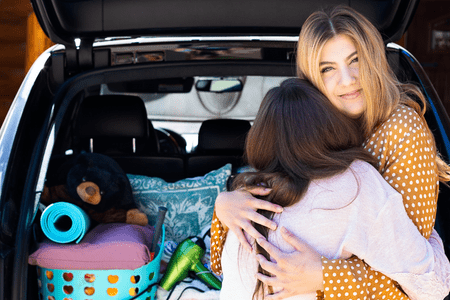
[127,164,231,243]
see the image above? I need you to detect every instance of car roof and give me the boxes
[31,0,419,46]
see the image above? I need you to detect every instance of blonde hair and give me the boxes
[296,5,450,182]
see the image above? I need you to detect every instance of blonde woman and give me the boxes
[220,78,446,300]
[211,5,450,300]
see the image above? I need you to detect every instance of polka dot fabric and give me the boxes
[210,105,440,299]
[364,106,438,239]
[322,105,439,299]
[321,257,408,300]
[211,210,226,275]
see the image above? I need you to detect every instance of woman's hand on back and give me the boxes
[214,187,283,252]
[255,226,324,299]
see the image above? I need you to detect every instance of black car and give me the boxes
[1,0,450,299]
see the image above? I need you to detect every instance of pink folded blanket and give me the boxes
[29,223,155,270]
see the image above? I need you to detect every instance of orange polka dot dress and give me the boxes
[210,105,445,299]
[321,105,442,300]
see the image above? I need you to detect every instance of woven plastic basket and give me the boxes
[36,225,165,300]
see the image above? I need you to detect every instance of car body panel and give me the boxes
[31,0,418,45]
[2,1,450,299]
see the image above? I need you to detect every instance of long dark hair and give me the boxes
[232,78,376,299]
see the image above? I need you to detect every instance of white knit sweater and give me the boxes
[220,160,449,300]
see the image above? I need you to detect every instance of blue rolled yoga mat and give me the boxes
[40,202,91,244]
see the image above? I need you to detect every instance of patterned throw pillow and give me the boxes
[128,164,231,243]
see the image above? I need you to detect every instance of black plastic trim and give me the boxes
[30,0,419,46]
[11,112,52,300]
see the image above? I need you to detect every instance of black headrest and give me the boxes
[197,119,251,153]
[75,95,149,138]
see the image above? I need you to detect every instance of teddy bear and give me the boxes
[41,152,148,226]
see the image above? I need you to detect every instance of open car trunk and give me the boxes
[2,0,450,299]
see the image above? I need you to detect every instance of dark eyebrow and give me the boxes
[347,51,358,60]
[319,51,358,66]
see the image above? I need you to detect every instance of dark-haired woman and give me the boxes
[218,78,447,300]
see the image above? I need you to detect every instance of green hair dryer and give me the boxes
[159,237,222,291]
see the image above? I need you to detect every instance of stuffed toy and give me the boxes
[41,152,148,226]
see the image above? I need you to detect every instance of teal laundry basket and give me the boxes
[36,225,165,300]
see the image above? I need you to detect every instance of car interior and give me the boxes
[39,45,448,237]
[6,40,450,299]
[46,76,289,182]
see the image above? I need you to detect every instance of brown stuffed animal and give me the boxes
[41,152,148,226]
